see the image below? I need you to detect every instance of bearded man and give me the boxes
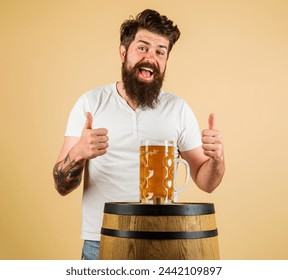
[53,9,225,260]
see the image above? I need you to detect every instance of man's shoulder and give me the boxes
[85,83,116,97]
[159,90,187,105]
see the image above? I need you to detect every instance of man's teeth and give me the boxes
[140,67,154,73]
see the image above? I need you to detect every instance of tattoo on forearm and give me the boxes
[53,153,85,195]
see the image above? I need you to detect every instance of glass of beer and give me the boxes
[139,140,190,204]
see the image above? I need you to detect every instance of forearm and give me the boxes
[53,152,86,196]
[196,157,225,193]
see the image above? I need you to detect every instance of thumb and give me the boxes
[84,112,93,130]
[208,113,216,130]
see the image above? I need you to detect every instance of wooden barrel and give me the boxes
[99,202,220,260]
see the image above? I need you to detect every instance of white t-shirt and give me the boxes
[65,83,202,240]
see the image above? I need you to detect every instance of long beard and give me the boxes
[121,59,165,109]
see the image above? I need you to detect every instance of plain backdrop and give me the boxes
[1,0,288,259]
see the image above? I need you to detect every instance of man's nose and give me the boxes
[144,49,157,61]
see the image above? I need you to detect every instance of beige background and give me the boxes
[1,0,288,260]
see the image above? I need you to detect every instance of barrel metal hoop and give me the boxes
[101,228,218,239]
[103,202,215,216]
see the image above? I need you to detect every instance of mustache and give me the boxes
[133,60,160,75]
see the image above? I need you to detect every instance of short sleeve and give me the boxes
[65,94,90,137]
[177,102,202,152]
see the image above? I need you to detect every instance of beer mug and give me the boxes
[139,140,190,204]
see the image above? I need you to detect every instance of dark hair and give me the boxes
[120,9,181,53]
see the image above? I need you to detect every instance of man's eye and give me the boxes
[139,46,148,51]
[156,50,165,56]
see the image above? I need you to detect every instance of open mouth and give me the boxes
[139,67,154,79]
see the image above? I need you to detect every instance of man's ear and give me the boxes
[119,45,126,63]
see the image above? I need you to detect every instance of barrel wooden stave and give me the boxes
[100,236,219,259]
[102,213,217,232]
[99,203,220,260]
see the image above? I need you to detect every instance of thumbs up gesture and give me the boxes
[202,113,224,160]
[77,112,109,160]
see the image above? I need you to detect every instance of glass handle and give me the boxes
[174,158,190,195]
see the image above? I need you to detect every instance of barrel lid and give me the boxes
[103,202,215,216]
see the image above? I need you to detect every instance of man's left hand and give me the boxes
[202,113,224,160]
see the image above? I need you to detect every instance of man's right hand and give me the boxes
[74,112,109,161]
